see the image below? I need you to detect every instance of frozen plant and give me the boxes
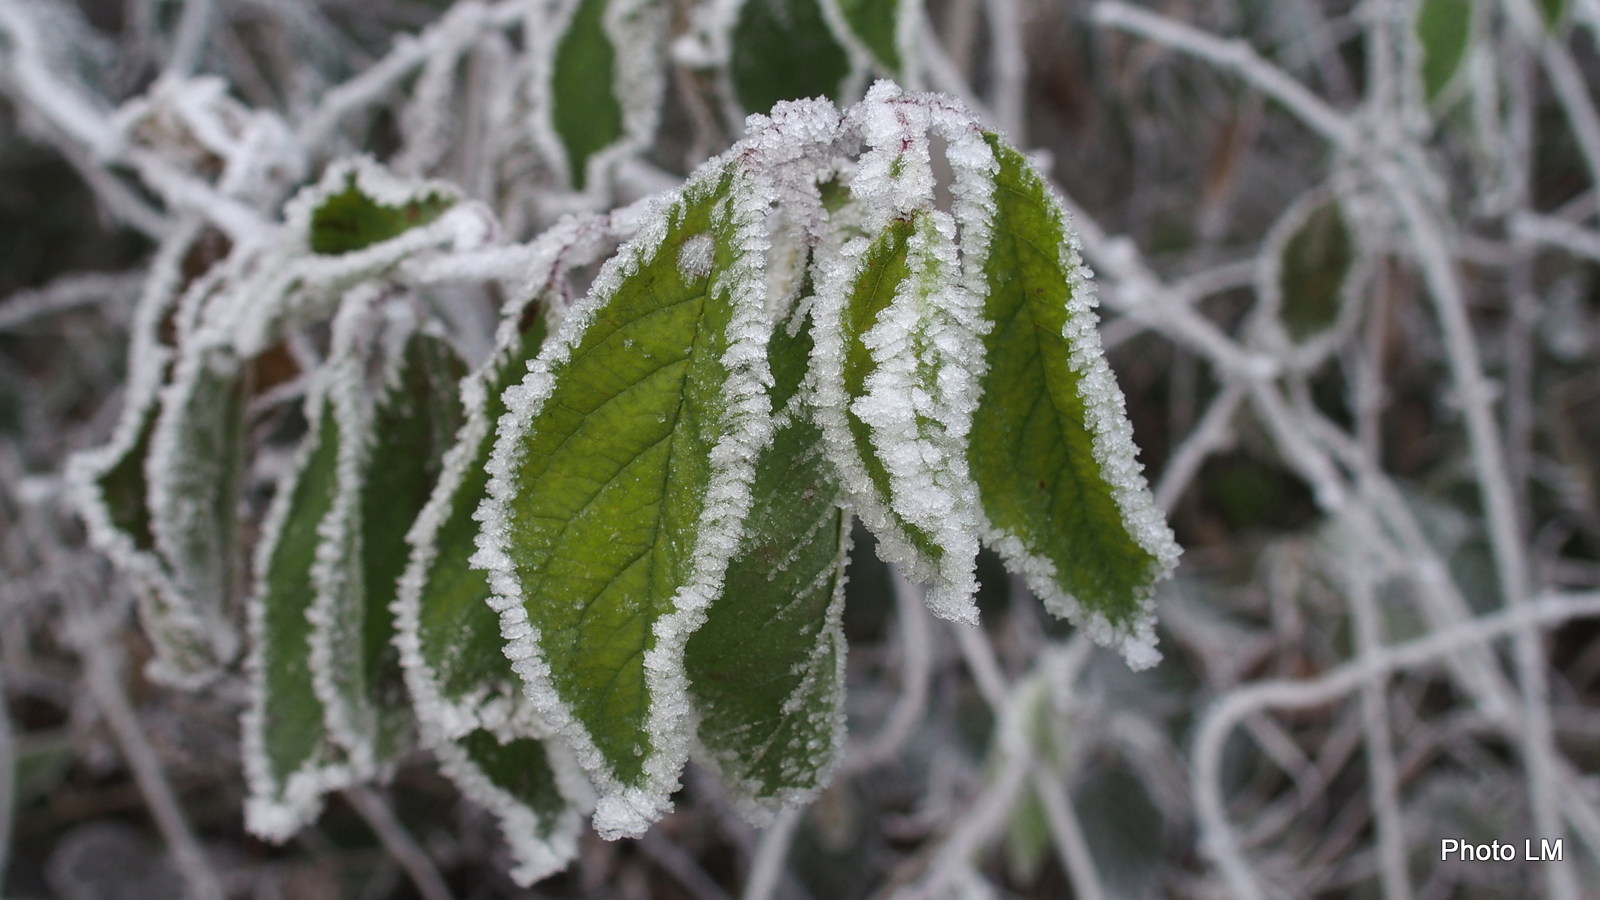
[46,20,1178,884]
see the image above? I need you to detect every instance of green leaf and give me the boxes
[308,175,455,255]
[243,395,349,841]
[1539,0,1569,30]
[686,304,849,822]
[413,315,550,711]
[1415,0,1471,103]
[98,399,157,553]
[551,0,625,190]
[477,160,774,838]
[814,208,983,623]
[732,0,852,115]
[145,343,247,671]
[836,0,901,75]
[439,729,585,885]
[968,133,1178,669]
[1278,201,1352,342]
[311,327,467,774]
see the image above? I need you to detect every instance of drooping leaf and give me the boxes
[243,395,351,841]
[813,208,983,623]
[835,0,901,75]
[732,0,852,115]
[551,0,625,190]
[686,304,849,823]
[476,159,775,838]
[433,730,587,886]
[310,324,467,775]
[309,175,455,255]
[145,342,247,670]
[1416,0,1471,103]
[1278,201,1352,342]
[968,133,1178,669]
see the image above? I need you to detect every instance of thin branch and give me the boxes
[343,786,455,900]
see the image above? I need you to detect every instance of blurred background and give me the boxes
[2,0,1600,898]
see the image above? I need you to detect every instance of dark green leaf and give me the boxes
[732,0,852,115]
[686,305,848,820]
[837,0,901,75]
[552,0,625,190]
[1278,201,1352,342]
[1416,0,1471,102]
[309,176,454,255]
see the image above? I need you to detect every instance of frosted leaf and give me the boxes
[393,216,616,879]
[473,102,841,839]
[68,223,234,688]
[811,208,983,623]
[535,0,665,194]
[685,302,850,824]
[966,133,1179,670]
[306,289,466,777]
[242,385,355,840]
[729,0,854,116]
[830,0,910,77]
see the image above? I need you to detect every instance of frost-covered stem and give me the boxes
[1343,563,1411,900]
[741,805,802,900]
[164,0,214,81]
[1247,381,1347,512]
[919,24,1000,126]
[65,604,223,900]
[1153,382,1245,511]
[1058,191,1277,382]
[642,831,735,900]
[846,569,934,771]
[0,271,145,332]
[1193,591,1600,900]
[1504,0,1600,190]
[1380,166,1574,900]
[1031,767,1106,900]
[0,668,13,887]
[952,626,1106,900]
[0,1,115,149]
[297,0,520,154]
[343,787,455,900]
[1091,1,1357,150]
[1511,212,1600,261]
[980,0,1025,140]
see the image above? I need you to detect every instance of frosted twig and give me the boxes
[1153,382,1245,512]
[1091,1,1358,150]
[1341,557,1411,900]
[1505,0,1600,189]
[0,271,145,331]
[845,569,934,772]
[979,0,1025,139]
[1511,211,1600,262]
[642,830,735,900]
[164,0,215,81]
[1379,164,1575,900]
[1031,767,1105,900]
[741,805,802,900]
[343,786,456,900]
[63,597,224,900]
[1193,590,1600,900]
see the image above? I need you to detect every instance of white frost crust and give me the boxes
[812,83,992,622]
[222,156,489,357]
[241,374,356,842]
[976,149,1180,672]
[693,507,852,827]
[473,103,842,839]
